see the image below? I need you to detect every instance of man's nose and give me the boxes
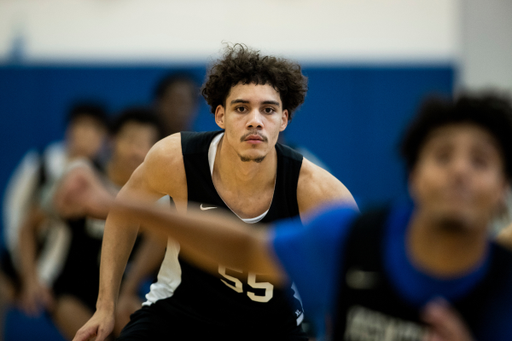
[246,109,263,128]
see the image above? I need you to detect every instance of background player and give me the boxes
[1,102,108,318]
[22,107,163,340]
[152,71,200,136]
[112,71,202,334]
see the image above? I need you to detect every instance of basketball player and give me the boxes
[152,71,200,136]
[114,71,201,336]
[3,102,108,317]
[73,44,356,341]
[30,108,162,340]
[100,93,512,340]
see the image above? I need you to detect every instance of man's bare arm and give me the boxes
[115,231,166,334]
[105,155,358,291]
[73,134,186,341]
[297,158,358,220]
[18,205,54,315]
[113,199,288,286]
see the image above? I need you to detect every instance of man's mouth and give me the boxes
[246,135,263,141]
[241,133,267,143]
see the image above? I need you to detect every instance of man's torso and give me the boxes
[145,131,305,332]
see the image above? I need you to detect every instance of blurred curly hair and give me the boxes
[400,92,512,181]
[201,43,308,121]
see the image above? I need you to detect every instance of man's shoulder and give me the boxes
[144,133,184,169]
[296,158,357,212]
[135,134,188,201]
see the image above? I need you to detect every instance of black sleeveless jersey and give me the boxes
[334,208,512,341]
[167,130,304,334]
[52,216,105,311]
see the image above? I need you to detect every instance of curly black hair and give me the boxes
[400,92,512,181]
[201,44,308,121]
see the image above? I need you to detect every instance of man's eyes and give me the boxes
[234,106,276,114]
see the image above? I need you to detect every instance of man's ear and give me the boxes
[280,109,289,132]
[215,105,225,129]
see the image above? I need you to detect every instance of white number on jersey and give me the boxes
[218,265,274,303]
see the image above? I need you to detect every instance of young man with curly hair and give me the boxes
[73,44,356,341]
[101,93,512,341]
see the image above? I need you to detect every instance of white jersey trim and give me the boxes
[143,195,182,305]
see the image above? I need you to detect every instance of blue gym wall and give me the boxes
[0,63,454,249]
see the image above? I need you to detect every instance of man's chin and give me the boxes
[433,210,475,233]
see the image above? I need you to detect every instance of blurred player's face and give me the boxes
[214,83,288,163]
[409,123,508,230]
[156,81,198,135]
[67,115,107,159]
[113,122,159,174]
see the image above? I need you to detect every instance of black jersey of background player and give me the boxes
[334,208,512,341]
[52,165,119,312]
[52,215,105,311]
[156,130,304,332]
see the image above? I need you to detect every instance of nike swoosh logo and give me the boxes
[200,204,217,211]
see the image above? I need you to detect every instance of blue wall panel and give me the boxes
[0,63,454,249]
[286,66,454,206]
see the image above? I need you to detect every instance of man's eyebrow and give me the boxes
[262,100,280,106]
[229,99,280,106]
[230,99,249,105]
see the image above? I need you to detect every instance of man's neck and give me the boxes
[407,211,489,277]
[210,136,277,219]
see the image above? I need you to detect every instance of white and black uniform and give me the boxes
[1,143,80,291]
[51,162,120,311]
[52,216,105,310]
[119,131,306,341]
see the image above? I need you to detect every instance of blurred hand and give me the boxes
[73,308,115,341]
[19,279,54,316]
[422,298,474,341]
[496,222,512,250]
[54,166,114,219]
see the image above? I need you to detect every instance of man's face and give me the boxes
[409,123,508,230]
[67,115,107,159]
[156,81,198,134]
[214,83,288,163]
[113,121,159,174]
